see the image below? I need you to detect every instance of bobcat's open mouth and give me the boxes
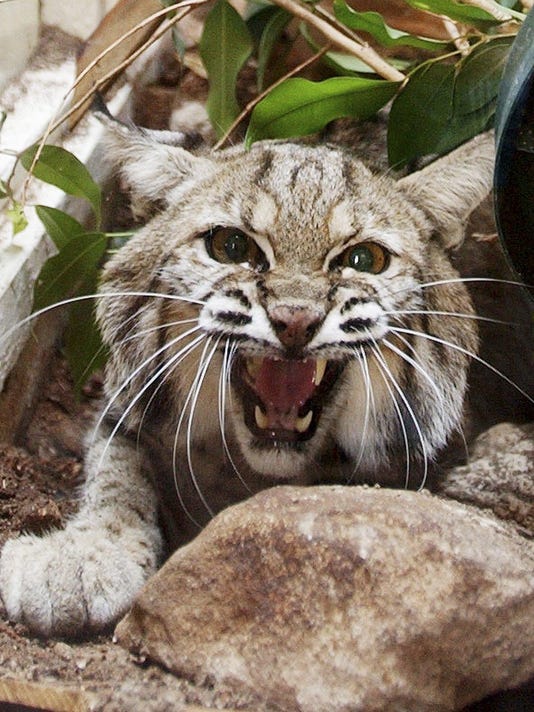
[234,355,343,444]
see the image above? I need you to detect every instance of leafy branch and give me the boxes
[267,0,406,82]
[0,0,527,387]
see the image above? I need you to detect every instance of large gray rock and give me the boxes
[116,484,534,712]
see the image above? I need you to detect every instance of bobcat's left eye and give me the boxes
[335,242,389,274]
[205,227,267,271]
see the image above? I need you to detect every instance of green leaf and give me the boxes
[453,37,512,113]
[0,179,8,199]
[388,39,512,167]
[333,1,449,51]
[35,205,85,249]
[246,76,399,145]
[64,278,107,393]
[256,8,292,91]
[20,145,102,223]
[199,0,253,137]
[6,201,28,235]
[0,111,6,134]
[33,232,107,311]
[403,0,505,27]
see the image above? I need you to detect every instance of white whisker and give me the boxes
[172,337,216,522]
[133,330,203,448]
[122,317,199,344]
[368,343,412,488]
[96,331,206,475]
[389,330,470,462]
[346,346,374,484]
[369,335,429,489]
[384,309,519,327]
[92,324,203,444]
[185,337,221,519]
[383,276,533,301]
[382,337,444,407]
[390,326,534,406]
[0,290,206,344]
[218,340,253,494]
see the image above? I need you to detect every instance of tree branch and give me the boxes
[268,0,405,82]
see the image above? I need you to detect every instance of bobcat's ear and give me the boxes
[96,113,215,219]
[398,132,495,249]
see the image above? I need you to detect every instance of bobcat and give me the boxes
[0,120,497,636]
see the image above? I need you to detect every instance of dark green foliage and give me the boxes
[388,38,513,167]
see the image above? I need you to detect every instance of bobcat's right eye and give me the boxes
[330,241,390,274]
[204,227,267,271]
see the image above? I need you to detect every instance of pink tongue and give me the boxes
[254,358,316,413]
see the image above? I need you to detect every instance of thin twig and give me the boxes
[213,44,331,151]
[460,0,521,21]
[71,0,207,96]
[442,19,470,55]
[268,0,405,82]
[21,2,206,204]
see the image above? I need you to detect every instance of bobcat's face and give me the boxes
[99,126,494,488]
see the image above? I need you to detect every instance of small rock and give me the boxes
[52,641,73,660]
[116,486,534,712]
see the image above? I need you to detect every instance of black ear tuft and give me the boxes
[91,92,114,119]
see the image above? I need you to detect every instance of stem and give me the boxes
[268,0,405,82]
[442,19,470,55]
[213,44,331,151]
[461,0,523,21]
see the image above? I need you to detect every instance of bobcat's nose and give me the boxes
[270,306,322,352]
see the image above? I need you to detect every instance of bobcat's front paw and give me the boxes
[0,528,150,637]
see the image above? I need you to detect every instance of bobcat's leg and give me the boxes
[0,429,162,637]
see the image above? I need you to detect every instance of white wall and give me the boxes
[0,0,39,90]
[41,0,119,41]
[0,0,119,92]
[0,0,139,391]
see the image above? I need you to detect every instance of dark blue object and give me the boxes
[494,8,534,287]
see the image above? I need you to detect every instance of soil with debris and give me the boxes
[1,355,532,712]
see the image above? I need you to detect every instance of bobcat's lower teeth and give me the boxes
[295,411,313,433]
[255,405,269,429]
[254,405,314,433]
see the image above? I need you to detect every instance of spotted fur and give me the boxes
[0,123,495,636]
